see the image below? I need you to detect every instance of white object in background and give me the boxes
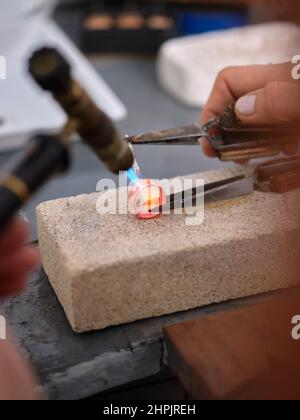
[0,0,58,65]
[157,22,300,108]
[0,1,126,152]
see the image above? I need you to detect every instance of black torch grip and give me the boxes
[0,134,70,232]
[0,189,22,233]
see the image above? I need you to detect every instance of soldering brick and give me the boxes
[36,169,300,333]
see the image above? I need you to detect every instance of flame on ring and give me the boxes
[126,145,165,219]
[128,179,166,219]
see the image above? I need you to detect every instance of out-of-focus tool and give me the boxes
[84,0,114,31]
[116,0,144,30]
[255,156,300,194]
[82,0,176,54]
[0,47,134,232]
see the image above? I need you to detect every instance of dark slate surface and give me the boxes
[1,268,282,400]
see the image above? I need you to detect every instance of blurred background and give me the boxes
[0,0,299,238]
[57,0,300,48]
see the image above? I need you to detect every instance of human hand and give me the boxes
[0,218,40,297]
[201,63,300,158]
[0,338,40,400]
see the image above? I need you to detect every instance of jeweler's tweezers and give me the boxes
[150,155,300,214]
[151,174,254,213]
[127,123,206,146]
[127,106,300,162]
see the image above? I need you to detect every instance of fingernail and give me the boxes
[236,95,257,116]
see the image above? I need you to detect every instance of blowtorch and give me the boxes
[0,47,134,232]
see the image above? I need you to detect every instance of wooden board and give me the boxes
[165,287,300,400]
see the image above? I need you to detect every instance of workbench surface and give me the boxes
[0,54,234,400]
[2,269,277,400]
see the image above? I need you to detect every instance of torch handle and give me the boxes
[0,134,70,232]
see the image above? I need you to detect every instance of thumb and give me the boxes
[235,82,300,124]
